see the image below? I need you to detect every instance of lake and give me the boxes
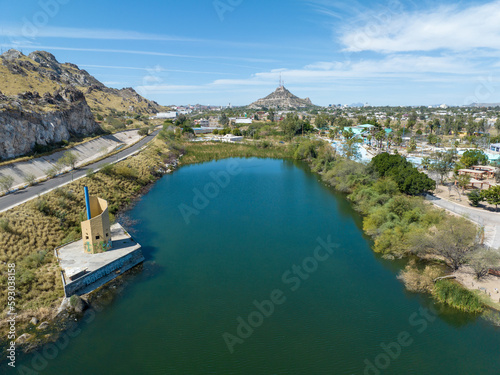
[17,158,500,374]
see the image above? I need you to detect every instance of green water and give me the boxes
[16,158,500,374]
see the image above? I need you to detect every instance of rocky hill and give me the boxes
[0,86,102,159]
[249,85,315,109]
[0,49,165,115]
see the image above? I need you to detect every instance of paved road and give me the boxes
[425,194,500,249]
[0,129,143,190]
[0,130,160,213]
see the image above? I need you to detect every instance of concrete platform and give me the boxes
[55,223,144,296]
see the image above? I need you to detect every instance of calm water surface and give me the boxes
[17,158,500,374]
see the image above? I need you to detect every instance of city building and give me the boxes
[490,143,500,152]
[156,111,178,119]
[209,116,220,127]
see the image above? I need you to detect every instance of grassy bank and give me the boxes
[179,140,294,165]
[433,280,484,313]
[294,139,487,313]
[0,135,489,339]
[0,138,177,334]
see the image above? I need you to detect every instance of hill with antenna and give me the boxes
[248,80,315,109]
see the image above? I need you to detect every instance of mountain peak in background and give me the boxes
[249,85,315,109]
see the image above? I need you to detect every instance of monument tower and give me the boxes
[81,186,112,254]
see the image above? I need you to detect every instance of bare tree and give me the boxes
[0,175,15,193]
[411,216,479,270]
[59,151,78,170]
[468,248,500,280]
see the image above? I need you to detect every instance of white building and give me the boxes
[198,119,209,127]
[156,111,178,119]
[235,118,253,125]
[222,134,243,143]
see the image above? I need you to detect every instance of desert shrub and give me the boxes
[33,198,50,215]
[398,260,443,292]
[100,163,114,175]
[114,165,138,179]
[468,190,482,207]
[322,159,371,193]
[0,218,11,233]
[24,173,37,186]
[138,127,149,136]
[21,250,49,269]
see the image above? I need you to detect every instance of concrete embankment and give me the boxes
[0,129,143,190]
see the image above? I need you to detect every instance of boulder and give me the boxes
[30,317,39,325]
[69,295,88,313]
[16,333,32,344]
[37,321,49,330]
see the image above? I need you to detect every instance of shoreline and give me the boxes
[2,139,499,360]
[0,136,181,358]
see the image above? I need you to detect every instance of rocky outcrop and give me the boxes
[249,85,315,109]
[0,87,102,159]
[0,49,165,115]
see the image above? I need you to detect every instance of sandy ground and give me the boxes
[454,267,500,309]
[434,183,498,211]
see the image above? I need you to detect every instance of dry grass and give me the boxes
[0,138,175,330]
[398,259,445,293]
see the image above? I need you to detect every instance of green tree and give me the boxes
[421,157,432,170]
[231,128,242,136]
[182,126,195,136]
[175,114,188,127]
[430,150,457,184]
[468,248,500,279]
[342,129,361,160]
[481,185,500,211]
[457,173,471,193]
[268,108,275,122]
[328,128,336,140]
[427,133,440,145]
[429,118,440,133]
[460,149,488,168]
[138,127,149,136]
[374,130,386,149]
[59,151,78,170]
[280,113,308,140]
[23,173,36,186]
[219,113,229,127]
[468,189,482,206]
[370,153,435,195]
[408,137,417,152]
[411,216,479,270]
[495,118,500,133]
[315,113,330,128]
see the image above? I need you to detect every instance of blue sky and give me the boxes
[1,0,500,106]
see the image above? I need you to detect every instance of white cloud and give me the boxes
[0,44,277,64]
[339,1,500,52]
[0,25,270,49]
[79,64,236,76]
[135,54,483,96]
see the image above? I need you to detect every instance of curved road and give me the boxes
[425,194,500,249]
[0,129,160,213]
